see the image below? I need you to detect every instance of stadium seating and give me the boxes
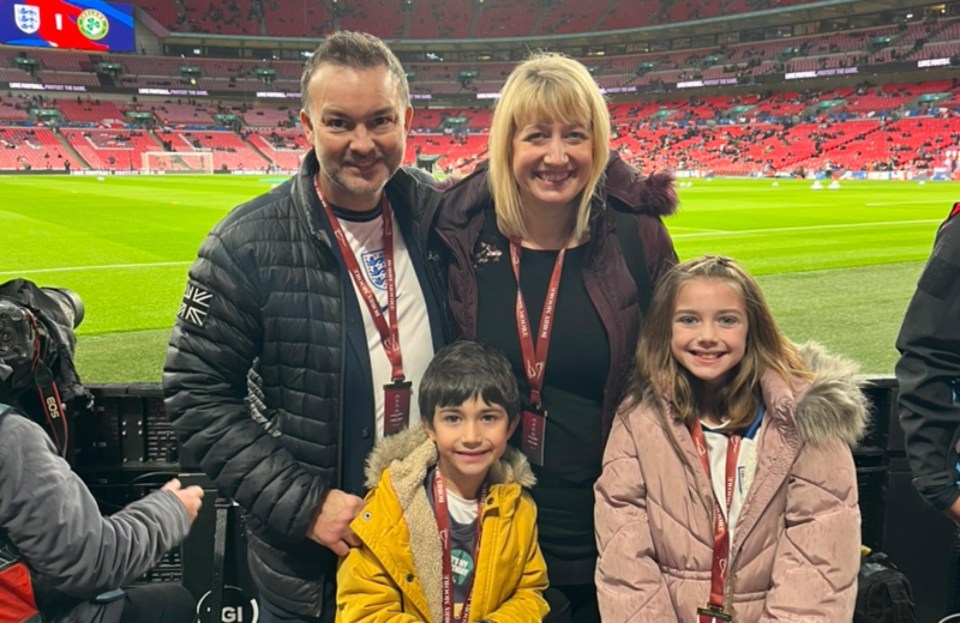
[57,99,127,125]
[262,0,334,37]
[5,5,960,178]
[147,103,218,126]
[0,127,81,171]
[248,129,309,170]
[61,128,162,171]
[242,106,298,128]
[0,98,31,123]
[168,130,270,171]
[127,0,857,39]
[474,0,541,39]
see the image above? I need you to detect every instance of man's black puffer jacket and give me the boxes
[163,150,441,616]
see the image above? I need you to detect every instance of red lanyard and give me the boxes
[509,240,566,408]
[433,471,487,623]
[690,420,741,609]
[314,175,404,382]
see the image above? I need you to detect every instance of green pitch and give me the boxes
[0,175,951,381]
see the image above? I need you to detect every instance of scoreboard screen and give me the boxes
[0,0,135,52]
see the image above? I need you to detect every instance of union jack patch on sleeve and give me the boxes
[178,283,213,328]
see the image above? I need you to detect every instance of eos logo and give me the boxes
[196,586,258,623]
[45,397,60,420]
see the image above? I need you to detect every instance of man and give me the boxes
[896,203,960,523]
[0,403,203,623]
[163,32,445,623]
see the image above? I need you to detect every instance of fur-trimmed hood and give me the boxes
[763,341,870,447]
[603,150,678,217]
[363,424,536,495]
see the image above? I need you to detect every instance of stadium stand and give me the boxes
[248,128,308,170]
[1,0,959,182]
[61,128,161,171]
[58,99,127,125]
[124,0,848,39]
[0,127,81,171]
[170,130,269,171]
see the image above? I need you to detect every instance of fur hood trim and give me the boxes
[604,151,679,218]
[772,341,870,447]
[363,425,536,494]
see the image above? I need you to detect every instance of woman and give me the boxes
[433,53,679,622]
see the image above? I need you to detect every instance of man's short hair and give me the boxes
[419,341,521,428]
[300,30,410,113]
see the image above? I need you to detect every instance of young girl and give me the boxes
[594,255,868,622]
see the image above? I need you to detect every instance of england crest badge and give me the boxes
[362,249,387,291]
[14,4,40,35]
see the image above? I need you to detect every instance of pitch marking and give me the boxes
[0,261,193,277]
[673,219,941,239]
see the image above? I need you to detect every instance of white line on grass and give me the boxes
[865,200,958,207]
[672,219,941,239]
[668,227,732,234]
[0,261,193,277]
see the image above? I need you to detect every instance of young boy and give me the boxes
[336,341,549,623]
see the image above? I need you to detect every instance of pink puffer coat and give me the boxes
[595,343,868,622]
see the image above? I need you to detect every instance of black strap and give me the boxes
[207,497,232,623]
[612,209,654,314]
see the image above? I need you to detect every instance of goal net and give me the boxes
[141,151,215,174]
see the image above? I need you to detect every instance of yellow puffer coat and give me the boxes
[336,426,549,623]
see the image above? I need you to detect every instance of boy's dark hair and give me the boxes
[419,341,520,428]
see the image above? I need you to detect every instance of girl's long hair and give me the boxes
[630,255,811,432]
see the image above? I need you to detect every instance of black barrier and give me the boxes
[75,379,960,622]
[75,384,257,623]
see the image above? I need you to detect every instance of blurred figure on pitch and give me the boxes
[434,52,678,622]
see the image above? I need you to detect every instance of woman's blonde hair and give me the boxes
[634,255,811,432]
[487,52,610,241]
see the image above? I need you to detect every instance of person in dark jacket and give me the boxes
[896,203,960,523]
[0,403,202,623]
[162,32,445,623]
[433,53,678,623]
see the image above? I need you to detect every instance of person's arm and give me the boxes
[162,229,328,545]
[479,498,549,623]
[896,218,960,517]
[594,413,679,623]
[761,439,860,620]
[335,545,425,623]
[0,415,198,598]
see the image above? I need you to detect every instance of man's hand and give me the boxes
[307,489,364,556]
[162,478,205,523]
[945,496,960,525]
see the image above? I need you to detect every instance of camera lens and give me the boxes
[41,288,85,329]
